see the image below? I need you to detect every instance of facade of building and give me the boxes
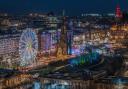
[0,33,20,56]
[0,32,21,67]
[110,25,128,43]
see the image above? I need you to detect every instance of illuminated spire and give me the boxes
[56,11,68,58]
[116,4,122,18]
[62,9,65,16]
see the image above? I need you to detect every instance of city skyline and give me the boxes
[0,0,128,89]
[0,0,128,15]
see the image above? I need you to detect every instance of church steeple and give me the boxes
[59,15,68,55]
[56,12,68,59]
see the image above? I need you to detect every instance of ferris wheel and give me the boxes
[19,28,38,66]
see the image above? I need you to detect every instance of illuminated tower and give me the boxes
[115,4,122,30]
[116,4,122,18]
[56,16,68,58]
[67,20,73,55]
[60,17,68,54]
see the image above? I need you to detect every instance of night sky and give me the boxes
[0,0,128,15]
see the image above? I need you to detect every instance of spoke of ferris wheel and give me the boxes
[29,48,34,58]
[25,31,30,41]
[23,49,27,59]
[32,48,37,54]
[30,48,34,57]
[31,36,35,43]
[23,35,28,43]
[30,29,33,37]
[32,42,35,46]
[19,44,24,49]
[32,40,38,46]
[29,32,34,43]
[28,30,32,37]
[27,48,31,57]
[31,49,35,56]
[20,40,27,45]
[25,48,30,58]
[20,35,25,41]
[20,44,27,49]
[26,34,30,42]
[24,48,34,61]
[30,31,34,40]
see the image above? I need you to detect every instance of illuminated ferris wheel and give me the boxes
[19,28,38,66]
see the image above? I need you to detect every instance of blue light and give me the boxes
[68,52,100,66]
[71,48,81,55]
[43,82,69,89]
[33,81,41,89]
